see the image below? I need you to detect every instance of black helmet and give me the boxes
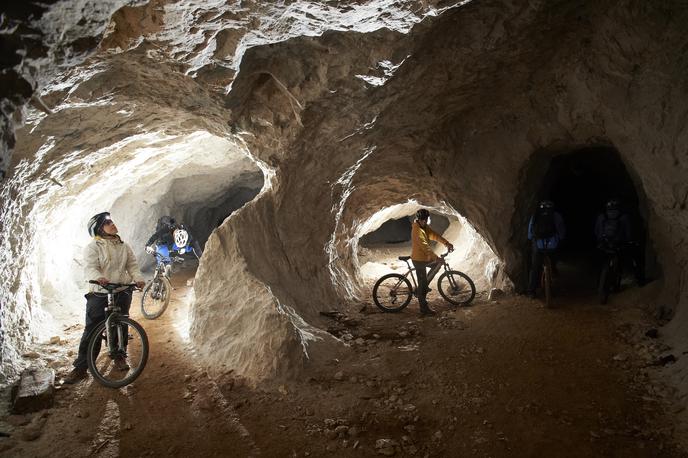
[605,199,621,219]
[157,215,177,230]
[416,209,430,220]
[605,199,620,210]
[87,212,111,237]
[160,216,176,226]
[538,200,554,210]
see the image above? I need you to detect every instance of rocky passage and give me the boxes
[3,0,688,388]
[2,0,688,453]
[1,270,686,457]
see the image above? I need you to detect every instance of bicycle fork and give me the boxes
[104,310,128,358]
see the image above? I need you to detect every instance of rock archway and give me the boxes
[0,128,265,380]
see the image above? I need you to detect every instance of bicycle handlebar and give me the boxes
[88,280,139,290]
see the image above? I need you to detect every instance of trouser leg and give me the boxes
[427,259,442,282]
[73,293,107,369]
[413,261,430,309]
[528,245,544,292]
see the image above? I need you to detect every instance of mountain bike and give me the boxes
[140,252,183,319]
[86,281,149,388]
[372,251,476,312]
[598,240,630,304]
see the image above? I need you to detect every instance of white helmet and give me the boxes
[173,228,189,248]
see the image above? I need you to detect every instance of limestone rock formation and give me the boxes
[1,1,688,399]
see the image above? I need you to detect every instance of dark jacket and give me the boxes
[594,212,632,243]
[146,227,174,247]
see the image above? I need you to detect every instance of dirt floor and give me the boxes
[1,265,687,457]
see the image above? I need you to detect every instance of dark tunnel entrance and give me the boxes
[533,147,654,294]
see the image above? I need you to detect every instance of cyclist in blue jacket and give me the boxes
[526,200,566,298]
[144,216,203,260]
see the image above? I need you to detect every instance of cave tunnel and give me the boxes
[2,1,688,455]
[531,147,656,293]
[1,130,266,336]
[147,170,264,263]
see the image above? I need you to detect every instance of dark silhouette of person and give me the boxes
[526,200,566,298]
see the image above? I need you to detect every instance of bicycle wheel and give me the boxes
[542,258,552,308]
[437,270,476,306]
[87,316,149,388]
[141,276,171,320]
[373,274,413,312]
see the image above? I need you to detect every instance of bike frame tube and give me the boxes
[402,255,451,289]
[404,269,418,290]
[539,253,552,280]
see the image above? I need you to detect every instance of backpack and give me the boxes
[532,209,556,239]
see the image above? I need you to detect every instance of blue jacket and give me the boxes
[528,212,566,250]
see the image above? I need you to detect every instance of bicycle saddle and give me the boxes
[398,256,411,261]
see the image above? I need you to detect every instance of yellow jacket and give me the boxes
[411,220,449,262]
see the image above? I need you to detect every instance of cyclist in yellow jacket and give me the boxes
[411,209,453,315]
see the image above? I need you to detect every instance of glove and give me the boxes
[145,245,155,254]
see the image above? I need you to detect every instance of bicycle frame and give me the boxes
[399,255,451,292]
[600,243,622,289]
[540,251,554,275]
[534,239,555,292]
[93,284,134,357]
[152,252,183,278]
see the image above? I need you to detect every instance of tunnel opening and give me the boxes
[528,146,657,295]
[184,179,263,247]
[133,165,264,272]
[352,202,506,294]
[0,128,266,377]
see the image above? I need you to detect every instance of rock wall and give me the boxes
[216,0,688,382]
[0,0,139,178]
[2,0,688,391]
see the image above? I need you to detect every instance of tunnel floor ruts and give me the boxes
[1,272,685,457]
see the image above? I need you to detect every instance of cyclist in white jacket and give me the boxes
[63,212,145,384]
